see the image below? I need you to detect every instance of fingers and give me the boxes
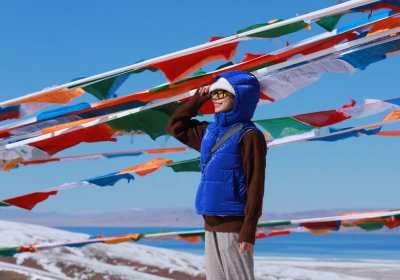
[198,86,207,96]
[239,242,253,253]
[197,85,211,96]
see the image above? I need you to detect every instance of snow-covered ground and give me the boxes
[253,257,400,280]
[0,219,399,280]
[0,220,204,279]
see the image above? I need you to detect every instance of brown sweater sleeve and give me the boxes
[166,93,209,151]
[238,130,267,244]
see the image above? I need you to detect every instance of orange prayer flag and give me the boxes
[2,158,22,172]
[305,228,332,235]
[267,19,280,24]
[383,110,400,121]
[387,49,400,55]
[351,217,386,226]
[375,130,400,136]
[103,235,131,244]
[177,235,201,243]
[119,158,173,176]
[340,210,386,216]
[104,234,140,244]
[263,132,271,139]
[5,88,84,106]
[40,117,97,134]
[130,233,141,241]
[144,147,187,154]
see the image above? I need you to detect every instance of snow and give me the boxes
[0,219,200,279]
[254,257,400,280]
[0,220,88,246]
[0,261,70,280]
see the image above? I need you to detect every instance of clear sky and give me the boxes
[0,0,399,215]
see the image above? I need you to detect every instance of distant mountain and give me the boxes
[0,207,398,235]
[0,207,203,227]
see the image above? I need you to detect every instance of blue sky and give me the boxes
[0,0,399,214]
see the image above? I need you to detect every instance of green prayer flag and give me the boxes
[179,232,205,238]
[257,220,291,227]
[107,102,181,140]
[316,14,344,32]
[149,84,170,92]
[216,61,234,70]
[166,158,201,172]
[356,222,385,231]
[0,247,19,257]
[0,201,11,207]
[83,73,130,100]
[174,73,207,85]
[129,67,158,74]
[246,61,277,72]
[81,67,158,99]
[192,70,207,77]
[237,20,309,38]
[255,117,315,138]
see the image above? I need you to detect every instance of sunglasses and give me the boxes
[209,90,233,100]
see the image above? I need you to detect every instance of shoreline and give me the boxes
[1,255,399,280]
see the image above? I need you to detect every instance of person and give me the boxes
[166,70,267,280]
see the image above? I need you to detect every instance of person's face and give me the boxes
[210,90,235,113]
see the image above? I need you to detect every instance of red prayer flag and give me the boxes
[293,100,355,127]
[32,124,117,155]
[150,42,239,82]
[3,190,58,211]
[302,221,340,230]
[256,229,291,239]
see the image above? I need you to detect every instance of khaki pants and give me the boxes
[205,231,254,280]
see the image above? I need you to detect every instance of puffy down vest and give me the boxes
[195,122,261,215]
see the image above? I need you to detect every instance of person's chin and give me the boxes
[214,106,222,113]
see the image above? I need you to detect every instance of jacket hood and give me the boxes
[214,71,260,126]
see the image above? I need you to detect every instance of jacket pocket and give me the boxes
[223,170,236,200]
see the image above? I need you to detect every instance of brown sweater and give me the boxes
[166,93,267,244]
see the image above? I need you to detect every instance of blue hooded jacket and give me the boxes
[196,71,262,215]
